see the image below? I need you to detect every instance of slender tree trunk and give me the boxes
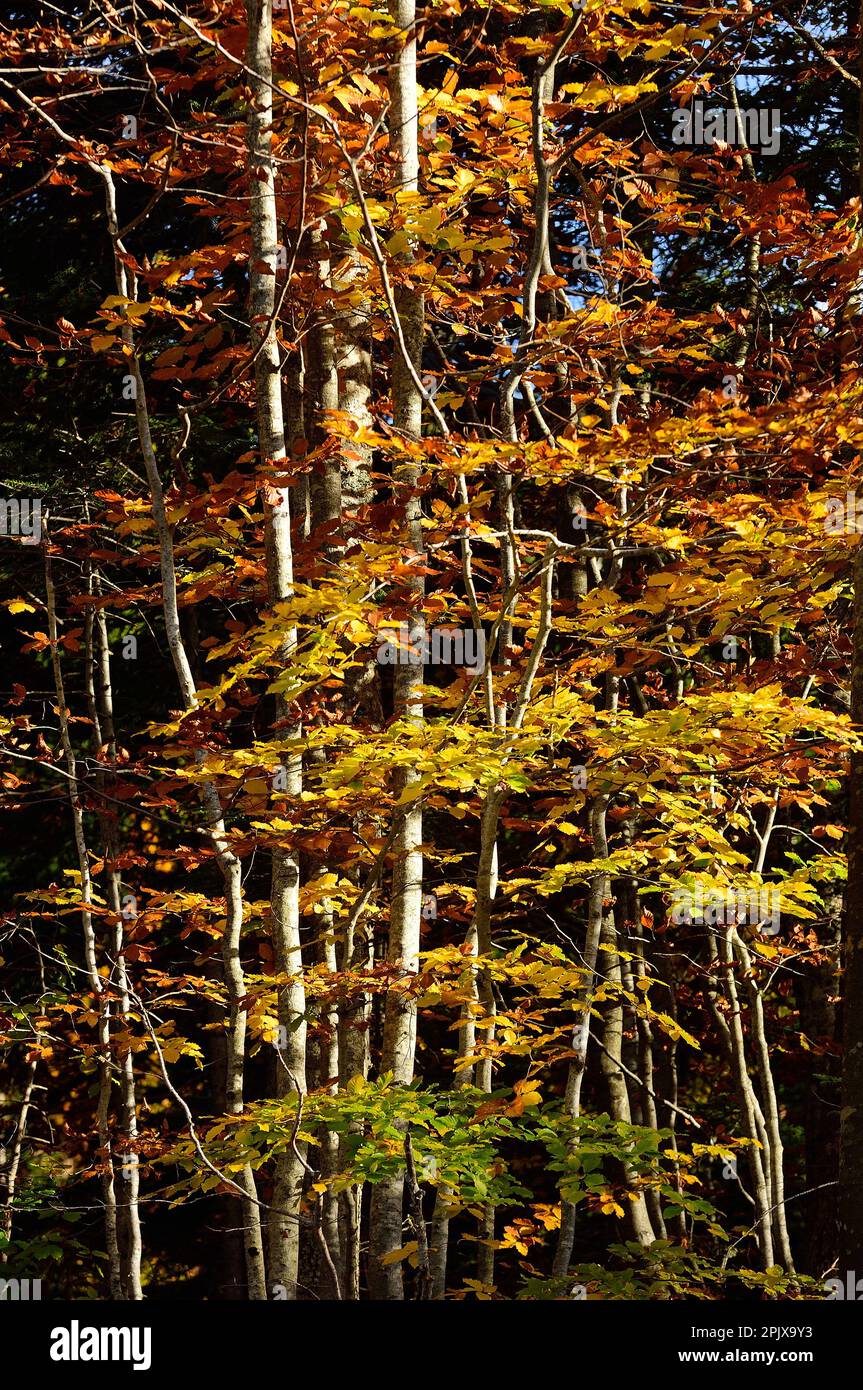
[597,915,655,1246]
[715,926,775,1269]
[838,0,863,1278]
[629,909,666,1239]
[470,789,506,1288]
[368,0,425,1300]
[90,600,144,1300]
[245,0,307,1301]
[655,950,686,1241]
[732,928,794,1270]
[428,1186,454,1299]
[841,508,863,1275]
[0,1056,37,1260]
[338,902,372,1300]
[45,544,122,1298]
[553,796,610,1276]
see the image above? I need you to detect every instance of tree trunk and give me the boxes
[90,599,144,1300]
[245,0,307,1301]
[838,0,863,1278]
[367,0,425,1300]
[45,545,121,1298]
[553,796,610,1276]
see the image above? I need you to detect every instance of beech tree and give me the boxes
[2,0,863,1303]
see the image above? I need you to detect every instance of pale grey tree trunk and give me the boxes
[715,926,775,1269]
[629,911,667,1240]
[732,927,794,1270]
[553,795,610,1277]
[45,546,121,1298]
[0,1055,37,1261]
[91,603,144,1299]
[245,0,307,1301]
[368,0,425,1299]
[837,0,863,1277]
[597,915,655,1246]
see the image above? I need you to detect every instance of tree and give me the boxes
[0,0,862,1304]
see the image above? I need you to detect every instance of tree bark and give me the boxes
[838,0,863,1278]
[245,0,307,1301]
[367,0,425,1300]
[89,598,144,1300]
[45,544,121,1298]
[554,796,609,1276]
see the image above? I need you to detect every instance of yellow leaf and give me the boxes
[381,1241,418,1266]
